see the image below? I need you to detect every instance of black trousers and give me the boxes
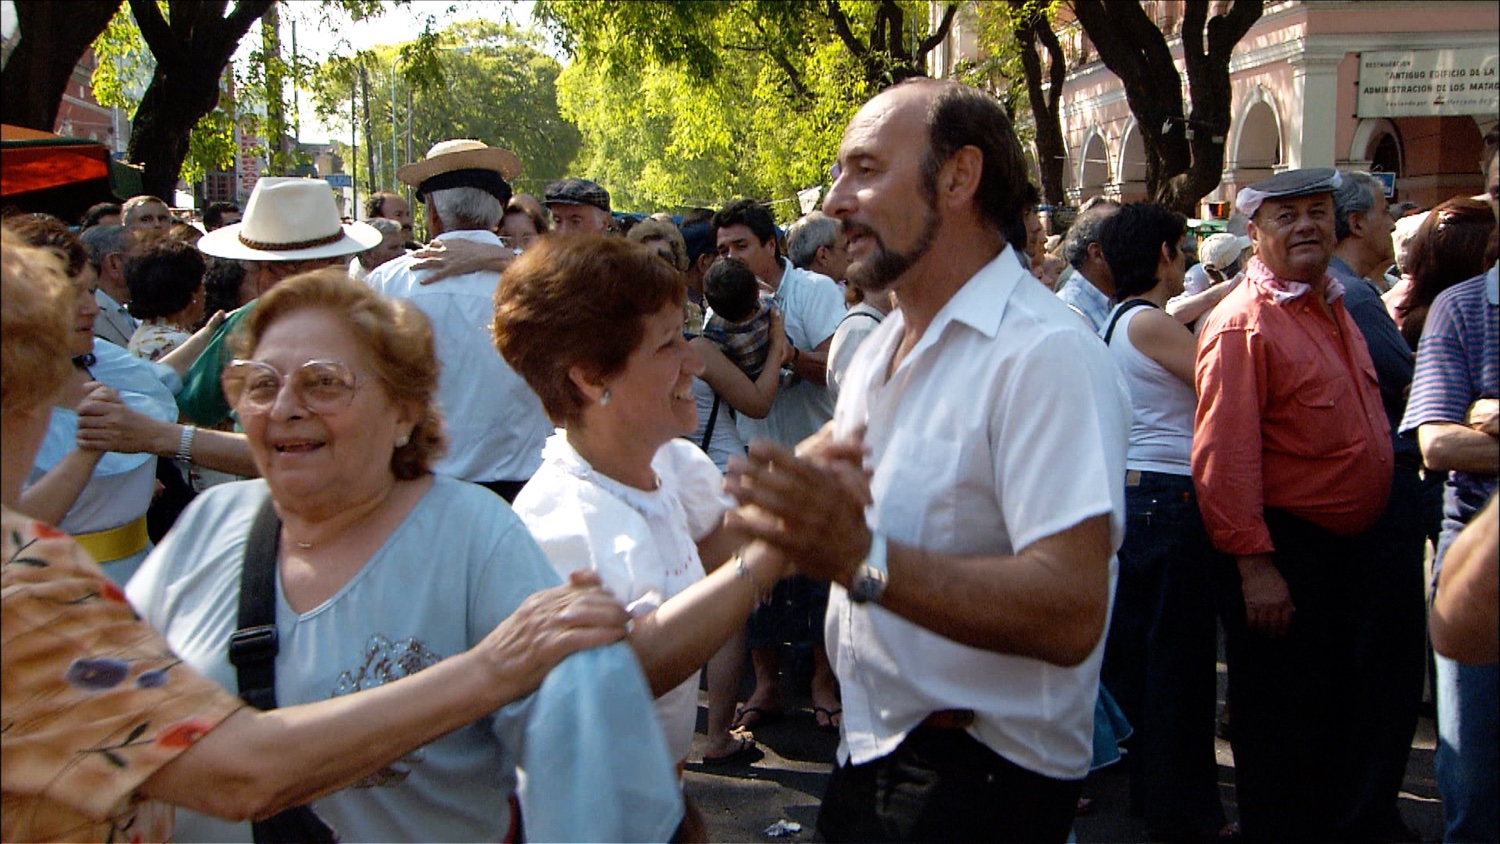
[817,725,1082,843]
[1216,488,1426,843]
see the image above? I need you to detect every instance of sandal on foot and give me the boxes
[700,736,764,767]
[732,704,784,731]
[813,706,842,733]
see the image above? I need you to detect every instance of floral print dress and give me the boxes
[1,505,241,843]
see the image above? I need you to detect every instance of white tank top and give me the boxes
[1104,303,1196,475]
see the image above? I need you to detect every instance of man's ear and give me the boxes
[104,251,125,278]
[940,146,984,210]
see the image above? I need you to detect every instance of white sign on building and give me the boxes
[1358,48,1500,118]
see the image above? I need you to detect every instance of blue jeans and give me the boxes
[1434,521,1500,843]
[1102,471,1225,837]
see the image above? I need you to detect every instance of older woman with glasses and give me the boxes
[0,234,660,842]
[126,269,684,842]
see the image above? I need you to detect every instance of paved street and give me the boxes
[683,664,1446,842]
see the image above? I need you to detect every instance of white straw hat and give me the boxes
[198,177,382,262]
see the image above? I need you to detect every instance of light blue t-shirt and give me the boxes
[127,475,682,843]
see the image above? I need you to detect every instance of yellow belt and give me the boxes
[74,517,149,563]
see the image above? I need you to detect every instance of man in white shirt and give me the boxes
[366,139,551,500]
[726,78,1130,843]
[711,198,848,731]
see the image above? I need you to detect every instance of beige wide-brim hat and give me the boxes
[396,139,521,186]
[199,177,382,262]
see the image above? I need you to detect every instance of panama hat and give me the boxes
[396,139,521,187]
[198,178,382,262]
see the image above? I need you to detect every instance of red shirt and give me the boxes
[1192,260,1393,555]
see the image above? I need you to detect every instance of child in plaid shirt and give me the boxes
[702,258,777,379]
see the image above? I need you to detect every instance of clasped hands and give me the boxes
[724,424,874,586]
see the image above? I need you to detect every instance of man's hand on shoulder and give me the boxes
[411,238,516,285]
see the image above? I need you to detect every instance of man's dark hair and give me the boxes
[1097,202,1187,301]
[681,222,716,265]
[124,237,206,319]
[203,201,240,231]
[365,191,402,220]
[203,257,248,322]
[712,199,777,246]
[911,79,1030,239]
[80,202,121,229]
[703,258,762,323]
[1002,182,1043,256]
[680,207,714,227]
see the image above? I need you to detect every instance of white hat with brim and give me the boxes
[198,177,383,262]
[396,139,521,187]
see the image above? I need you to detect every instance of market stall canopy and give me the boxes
[2,125,144,222]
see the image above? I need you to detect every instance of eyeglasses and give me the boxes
[222,359,359,416]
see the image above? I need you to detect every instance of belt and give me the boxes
[74,516,149,563]
[919,709,976,730]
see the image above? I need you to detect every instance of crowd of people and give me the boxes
[1,75,1496,844]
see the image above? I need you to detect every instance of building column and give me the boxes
[1285,54,1343,169]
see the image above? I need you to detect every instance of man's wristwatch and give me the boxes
[847,533,888,604]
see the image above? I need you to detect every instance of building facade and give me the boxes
[933,1,1498,215]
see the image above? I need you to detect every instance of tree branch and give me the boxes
[130,0,177,54]
[918,3,961,57]
[825,0,866,58]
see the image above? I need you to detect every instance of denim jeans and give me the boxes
[1433,521,1500,843]
[1102,471,1225,837]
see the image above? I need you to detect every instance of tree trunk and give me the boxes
[124,0,273,199]
[1072,0,1262,215]
[1163,0,1264,211]
[1,1,122,132]
[1011,2,1068,207]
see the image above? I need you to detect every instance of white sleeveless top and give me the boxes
[1103,303,1196,475]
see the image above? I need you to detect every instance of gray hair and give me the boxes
[78,224,135,269]
[367,218,402,237]
[1061,201,1120,269]
[786,211,840,270]
[1333,170,1382,242]
[428,187,503,231]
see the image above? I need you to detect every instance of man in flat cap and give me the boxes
[544,177,614,237]
[365,139,551,501]
[1191,168,1393,841]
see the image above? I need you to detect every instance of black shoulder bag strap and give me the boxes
[1102,298,1158,345]
[229,496,339,844]
[699,392,723,452]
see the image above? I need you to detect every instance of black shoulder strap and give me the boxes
[230,496,342,844]
[699,392,722,452]
[230,496,283,711]
[837,308,883,330]
[1102,298,1158,345]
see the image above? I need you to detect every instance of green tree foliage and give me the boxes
[536,0,957,218]
[307,20,581,197]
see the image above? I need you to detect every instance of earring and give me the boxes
[600,388,612,407]
[396,433,410,448]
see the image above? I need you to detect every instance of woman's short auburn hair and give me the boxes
[1,229,75,417]
[494,235,686,427]
[230,268,447,480]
